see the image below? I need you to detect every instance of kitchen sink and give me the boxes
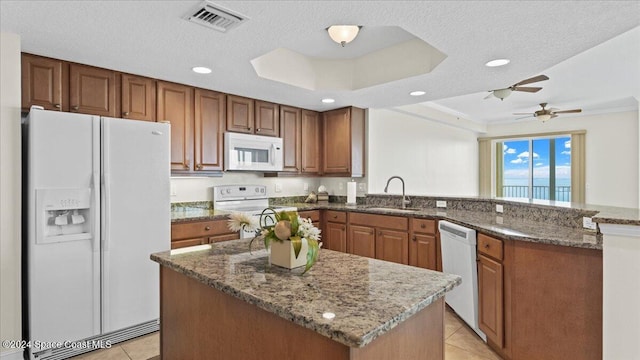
[367,207,421,213]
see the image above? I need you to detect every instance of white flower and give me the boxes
[227,212,258,233]
[297,216,321,242]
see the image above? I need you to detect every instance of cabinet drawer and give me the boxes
[298,210,320,222]
[209,233,239,243]
[171,238,205,249]
[349,212,408,231]
[325,210,347,223]
[411,218,436,234]
[171,219,234,241]
[478,233,503,261]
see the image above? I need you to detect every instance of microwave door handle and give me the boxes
[270,144,275,165]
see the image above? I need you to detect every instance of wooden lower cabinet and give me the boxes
[409,219,439,271]
[376,229,408,265]
[171,219,238,249]
[478,254,504,348]
[325,222,347,253]
[348,225,375,258]
[298,210,321,229]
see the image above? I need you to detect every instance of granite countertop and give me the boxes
[150,239,461,348]
[171,202,603,249]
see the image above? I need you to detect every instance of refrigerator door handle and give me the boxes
[102,172,111,251]
[92,171,100,252]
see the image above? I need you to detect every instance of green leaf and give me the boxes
[303,238,320,274]
[290,236,302,259]
[289,214,299,236]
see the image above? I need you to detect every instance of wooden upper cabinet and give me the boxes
[21,53,67,111]
[280,106,301,173]
[255,100,280,137]
[226,95,254,134]
[194,89,225,172]
[157,81,194,172]
[301,110,322,174]
[322,106,365,176]
[69,63,116,117]
[121,74,156,121]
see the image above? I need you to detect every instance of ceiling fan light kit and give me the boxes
[327,25,361,47]
[486,74,549,101]
[536,114,552,122]
[514,102,582,122]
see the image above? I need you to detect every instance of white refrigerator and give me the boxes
[24,109,170,360]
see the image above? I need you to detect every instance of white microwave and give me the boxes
[224,132,283,171]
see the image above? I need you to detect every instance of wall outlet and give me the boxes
[496,216,504,224]
[170,184,177,197]
[303,183,309,191]
[339,183,344,190]
[496,204,504,213]
[275,183,282,193]
[436,200,447,208]
[582,217,597,230]
[358,182,365,191]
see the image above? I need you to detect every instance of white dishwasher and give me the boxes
[439,220,486,341]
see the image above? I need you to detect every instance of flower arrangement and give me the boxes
[227,209,321,274]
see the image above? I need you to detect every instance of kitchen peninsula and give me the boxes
[151,239,461,360]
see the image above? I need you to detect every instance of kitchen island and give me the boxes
[151,239,461,360]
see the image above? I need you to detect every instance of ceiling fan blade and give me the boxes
[514,115,533,120]
[552,109,582,114]
[513,112,533,115]
[484,93,494,100]
[512,86,542,93]
[551,115,559,118]
[512,74,549,87]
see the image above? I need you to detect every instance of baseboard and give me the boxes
[0,349,24,360]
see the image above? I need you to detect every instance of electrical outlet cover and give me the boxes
[496,204,504,213]
[436,200,447,208]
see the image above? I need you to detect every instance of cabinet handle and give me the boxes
[484,243,490,249]
[247,127,251,131]
[205,226,211,231]
[123,112,130,117]
[378,231,382,236]
[420,224,426,229]
[256,128,261,132]
[72,105,79,110]
[183,160,190,169]
[333,215,337,219]
[196,164,202,170]
[412,236,417,241]
[54,104,61,109]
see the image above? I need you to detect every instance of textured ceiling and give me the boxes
[1,0,639,121]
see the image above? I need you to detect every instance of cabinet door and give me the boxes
[301,110,321,174]
[325,222,347,253]
[255,100,279,137]
[226,95,254,134]
[171,238,205,249]
[21,54,66,111]
[194,89,225,171]
[157,81,193,172]
[69,63,116,116]
[348,225,375,259]
[478,254,504,348]
[279,106,301,172]
[322,107,351,174]
[376,229,409,265]
[409,233,437,270]
[121,74,156,121]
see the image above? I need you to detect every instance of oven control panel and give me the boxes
[213,185,267,202]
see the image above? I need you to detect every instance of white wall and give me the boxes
[485,110,639,208]
[367,108,479,197]
[0,32,23,360]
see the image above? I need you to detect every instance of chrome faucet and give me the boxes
[384,176,411,209]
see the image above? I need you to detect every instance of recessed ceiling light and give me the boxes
[322,98,335,104]
[409,91,426,96]
[192,66,212,74]
[485,59,510,67]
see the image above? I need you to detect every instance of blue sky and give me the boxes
[503,137,571,179]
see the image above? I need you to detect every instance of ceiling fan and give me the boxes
[484,74,549,100]
[513,103,582,122]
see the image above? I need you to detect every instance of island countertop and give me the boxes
[150,239,461,348]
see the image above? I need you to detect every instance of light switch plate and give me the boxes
[582,217,597,230]
[436,200,447,208]
[303,183,309,191]
[275,183,282,193]
[170,184,176,197]
[496,204,504,213]
[358,183,365,191]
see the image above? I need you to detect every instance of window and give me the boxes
[478,131,585,203]
[497,136,572,201]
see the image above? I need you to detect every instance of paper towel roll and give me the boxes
[346,181,357,204]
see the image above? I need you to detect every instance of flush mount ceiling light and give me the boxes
[485,58,510,67]
[321,98,335,104]
[326,25,362,47]
[192,66,212,74]
[409,91,426,96]
[536,114,552,122]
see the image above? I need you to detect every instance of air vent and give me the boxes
[184,1,248,33]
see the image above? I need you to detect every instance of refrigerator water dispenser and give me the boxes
[36,188,92,243]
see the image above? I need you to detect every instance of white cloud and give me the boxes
[535,162,543,166]
[561,150,571,155]
[533,165,571,178]
[517,151,539,159]
[564,140,571,149]
[510,158,524,164]
[506,148,516,154]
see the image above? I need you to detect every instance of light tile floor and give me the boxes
[71,308,501,360]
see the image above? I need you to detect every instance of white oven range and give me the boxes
[212,185,297,238]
